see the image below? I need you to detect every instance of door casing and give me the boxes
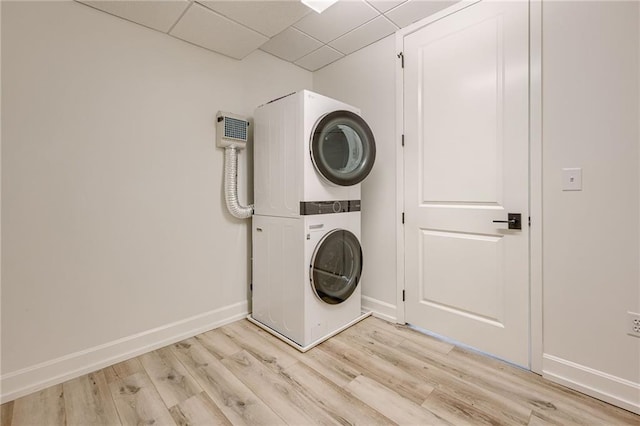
[394,0,543,374]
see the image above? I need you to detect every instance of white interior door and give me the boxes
[403,0,530,367]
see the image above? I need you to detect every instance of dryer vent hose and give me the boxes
[224,146,253,219]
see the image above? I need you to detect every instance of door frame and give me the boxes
[394,0,543,373]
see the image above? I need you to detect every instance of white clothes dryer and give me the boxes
[253,90,376,218]
[250,210,367,350]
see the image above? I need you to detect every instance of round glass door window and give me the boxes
[310,229,362,305]
[311,110,376,186]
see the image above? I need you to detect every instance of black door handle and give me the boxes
[493,213,522,230]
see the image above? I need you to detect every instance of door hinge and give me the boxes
[397,52,404,68]
[250,283,253,291]
[402,212,405,224]
[528,216,531,227]
[402,290,405,302]
[401,134,405,147]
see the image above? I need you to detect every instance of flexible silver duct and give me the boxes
[224,146,253,219]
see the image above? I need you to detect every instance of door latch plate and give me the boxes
[508,213,522,230]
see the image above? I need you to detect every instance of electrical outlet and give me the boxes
[628,312,640,337]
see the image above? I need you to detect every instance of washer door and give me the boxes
[310,229,362,305]
[311,110,376,186]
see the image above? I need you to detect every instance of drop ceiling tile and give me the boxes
[196,0,312,37]
[77,0,190,33]
[330,15,397,55]
[260,27,323,62]
[365,0,406,13]
[385,0,459,28]
[294,45,344,71]
[170,3,269,60]
[293,0,379,43]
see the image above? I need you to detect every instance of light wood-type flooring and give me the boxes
[2,317,639,425]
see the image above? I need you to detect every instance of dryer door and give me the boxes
[311,110,376,186]
[310,229,362,305]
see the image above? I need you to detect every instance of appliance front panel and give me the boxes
[309,228,362,305]
[304,212,362,344]
[252,215,306,345]
[254,89,372,213]
[309,110,376,187]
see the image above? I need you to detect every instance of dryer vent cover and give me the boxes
[216,111,250,149]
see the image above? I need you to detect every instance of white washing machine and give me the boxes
[250,210,367,350]
[253,90,376,218]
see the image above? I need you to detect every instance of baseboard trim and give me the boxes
[362,295,397,323]
[543,353,640,414]
[0,301,248,403]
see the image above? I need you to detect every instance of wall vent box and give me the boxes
[216,112,250,149]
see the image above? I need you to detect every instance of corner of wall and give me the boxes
[362,296,397,323]
[312,35,399,316]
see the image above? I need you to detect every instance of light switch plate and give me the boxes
[562,168,582,191]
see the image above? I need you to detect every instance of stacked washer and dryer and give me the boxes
[249,90,376,351]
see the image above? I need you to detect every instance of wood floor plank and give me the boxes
[448,345,640,425]
[63,370,120,426]
[109,371,176,426]
[345,318,407,347]
[369,318,455,355]
[2,317,637,426]
[403,339,570,415]
[0,402,13,426]
[232,318,364,388]
[448,346,640,425]
[335,324,444,390]
[319,337,436,404]
[229,318,309,360]
[195,328,243,360]
[170,338,284,425]
[103,357,145,384]
[526,411,565,426]
[222,349,341,425]
[220,320,298,373]
[422,388,516,426]
[337,323,533,425]
[10,384,65,426]
[396,337,611,425]
[432,375,532,425]
[169,392,232,426]
[297,345,363,387]
[345,374,449,425]
[283,361,395,425]
[218,322,382,423]
[139,346,203,408]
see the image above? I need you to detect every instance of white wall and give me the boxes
[1,0,311,401]
[314,0,640,413]
[541,0,640,412]
[314,36,398,320]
